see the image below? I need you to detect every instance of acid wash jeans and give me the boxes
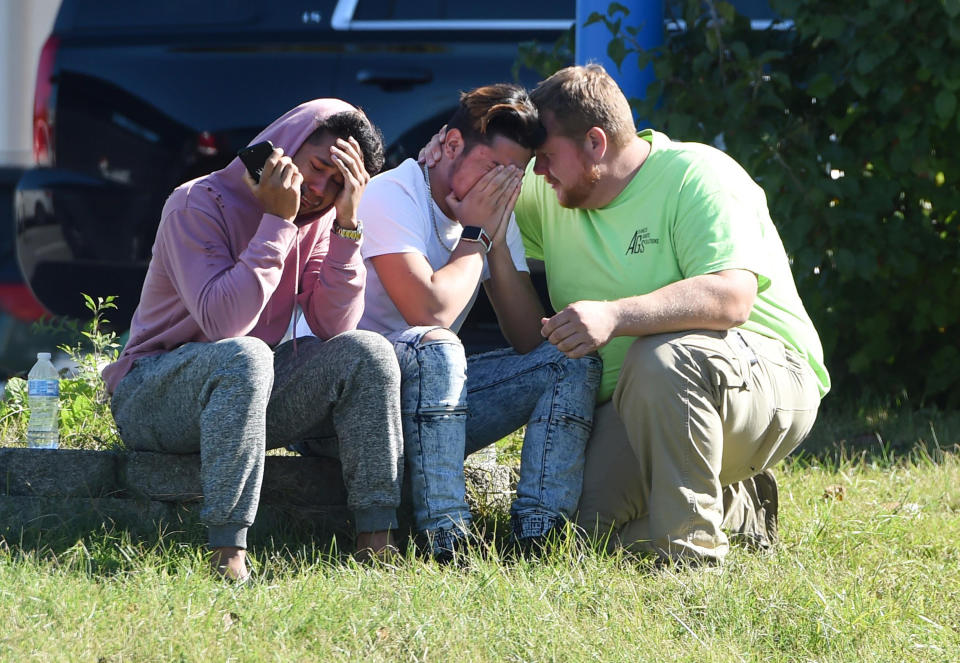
[389,326,602,550]
[110,331,404,550]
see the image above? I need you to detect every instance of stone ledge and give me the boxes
[0,448,119,498]
[0,447,516,540]
[0,495,183,536]
[0,447,348,506]
[0,496,356,542]
[0,447,355,539]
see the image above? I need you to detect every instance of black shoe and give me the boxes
[510,517,584,560]
[415,527,472,566]
[513,533,555,559]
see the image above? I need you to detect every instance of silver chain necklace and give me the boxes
[421,162,454,253]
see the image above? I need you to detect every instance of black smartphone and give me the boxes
[237,140,275,183]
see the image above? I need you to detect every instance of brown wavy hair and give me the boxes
[446,83,546,153]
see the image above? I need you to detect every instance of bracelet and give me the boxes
[333,220,362,241]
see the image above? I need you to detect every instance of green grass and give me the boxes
[2,443,958,662]
[3,309,959,661]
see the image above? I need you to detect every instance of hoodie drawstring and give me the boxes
[292,229,300,356]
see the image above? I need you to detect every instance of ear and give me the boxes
[583,127,608,162]
[443,128,465,161]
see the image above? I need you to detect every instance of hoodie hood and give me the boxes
[213,97,357,220]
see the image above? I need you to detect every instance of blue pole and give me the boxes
[575,0,664,107]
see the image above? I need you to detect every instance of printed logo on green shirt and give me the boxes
[625,227,660,254]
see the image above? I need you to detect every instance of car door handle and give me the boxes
[356,68,433,90]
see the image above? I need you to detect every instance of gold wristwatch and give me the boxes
[333,219,363,241]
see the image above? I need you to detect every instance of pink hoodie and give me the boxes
[102,99,366,394]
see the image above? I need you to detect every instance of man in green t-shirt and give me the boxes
[511,64,829,565]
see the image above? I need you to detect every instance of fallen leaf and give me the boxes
[222,611,240,631]
[881,501,921,515]
[823,485,845,501]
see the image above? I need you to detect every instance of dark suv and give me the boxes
[12,0,779,355]
[14,0,573,339]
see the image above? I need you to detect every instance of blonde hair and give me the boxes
[530,64,636,146]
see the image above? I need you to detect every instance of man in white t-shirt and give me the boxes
[357,84,601,561]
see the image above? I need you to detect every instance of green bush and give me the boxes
[525,0,960,405]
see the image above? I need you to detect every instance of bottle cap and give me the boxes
[37,352,51,360]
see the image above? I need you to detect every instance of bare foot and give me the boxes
[211,546,249,581]
[354,530,398,563]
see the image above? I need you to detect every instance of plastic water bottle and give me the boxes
[27,352,60,449]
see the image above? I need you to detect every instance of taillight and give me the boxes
[196,131,219,156]
[0,284,51,322]
[33,35,59,166]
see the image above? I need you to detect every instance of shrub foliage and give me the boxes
[2,295,122,448]
[525,0,960,405]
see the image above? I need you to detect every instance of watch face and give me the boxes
[460,226,482,240]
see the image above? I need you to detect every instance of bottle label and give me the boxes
[28,379,60,397]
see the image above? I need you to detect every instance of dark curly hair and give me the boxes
[306,110,385,176]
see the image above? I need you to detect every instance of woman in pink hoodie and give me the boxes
[103,99,402,579]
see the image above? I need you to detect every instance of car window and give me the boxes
[333,0,575,30]
[352,0,575,21]
[334,0,781,32]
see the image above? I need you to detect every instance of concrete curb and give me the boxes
[0,448,355,539]
[0,447,516,541]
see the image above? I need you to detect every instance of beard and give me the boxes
[556,159,601,209]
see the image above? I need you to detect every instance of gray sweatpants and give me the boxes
[110,331,404,549]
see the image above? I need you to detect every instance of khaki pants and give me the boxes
[577,329,822,561]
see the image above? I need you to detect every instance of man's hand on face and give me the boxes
[541,300,618,358]
[330,136,369,229]
[244,148,303,222]
[446,165,522,238]
[489,170,523,251]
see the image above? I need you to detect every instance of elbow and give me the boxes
[404,312,451,328]
[728,303,753,327]
[198,316,253,341]
[713,271,757,328]
[400,301,456,329]
[721,293,755,328]
[511,338,542,354]
[505,330,544,354]
[315,316,362,340]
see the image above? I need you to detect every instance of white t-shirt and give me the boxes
[354,157,529,335]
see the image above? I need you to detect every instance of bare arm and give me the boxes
[370,244,486,328]
[482,259,545,353]
[481,178,544,352]
[541,269,758,358]
[369,164,521,328]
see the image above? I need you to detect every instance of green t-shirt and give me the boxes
[515,129,830,403]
